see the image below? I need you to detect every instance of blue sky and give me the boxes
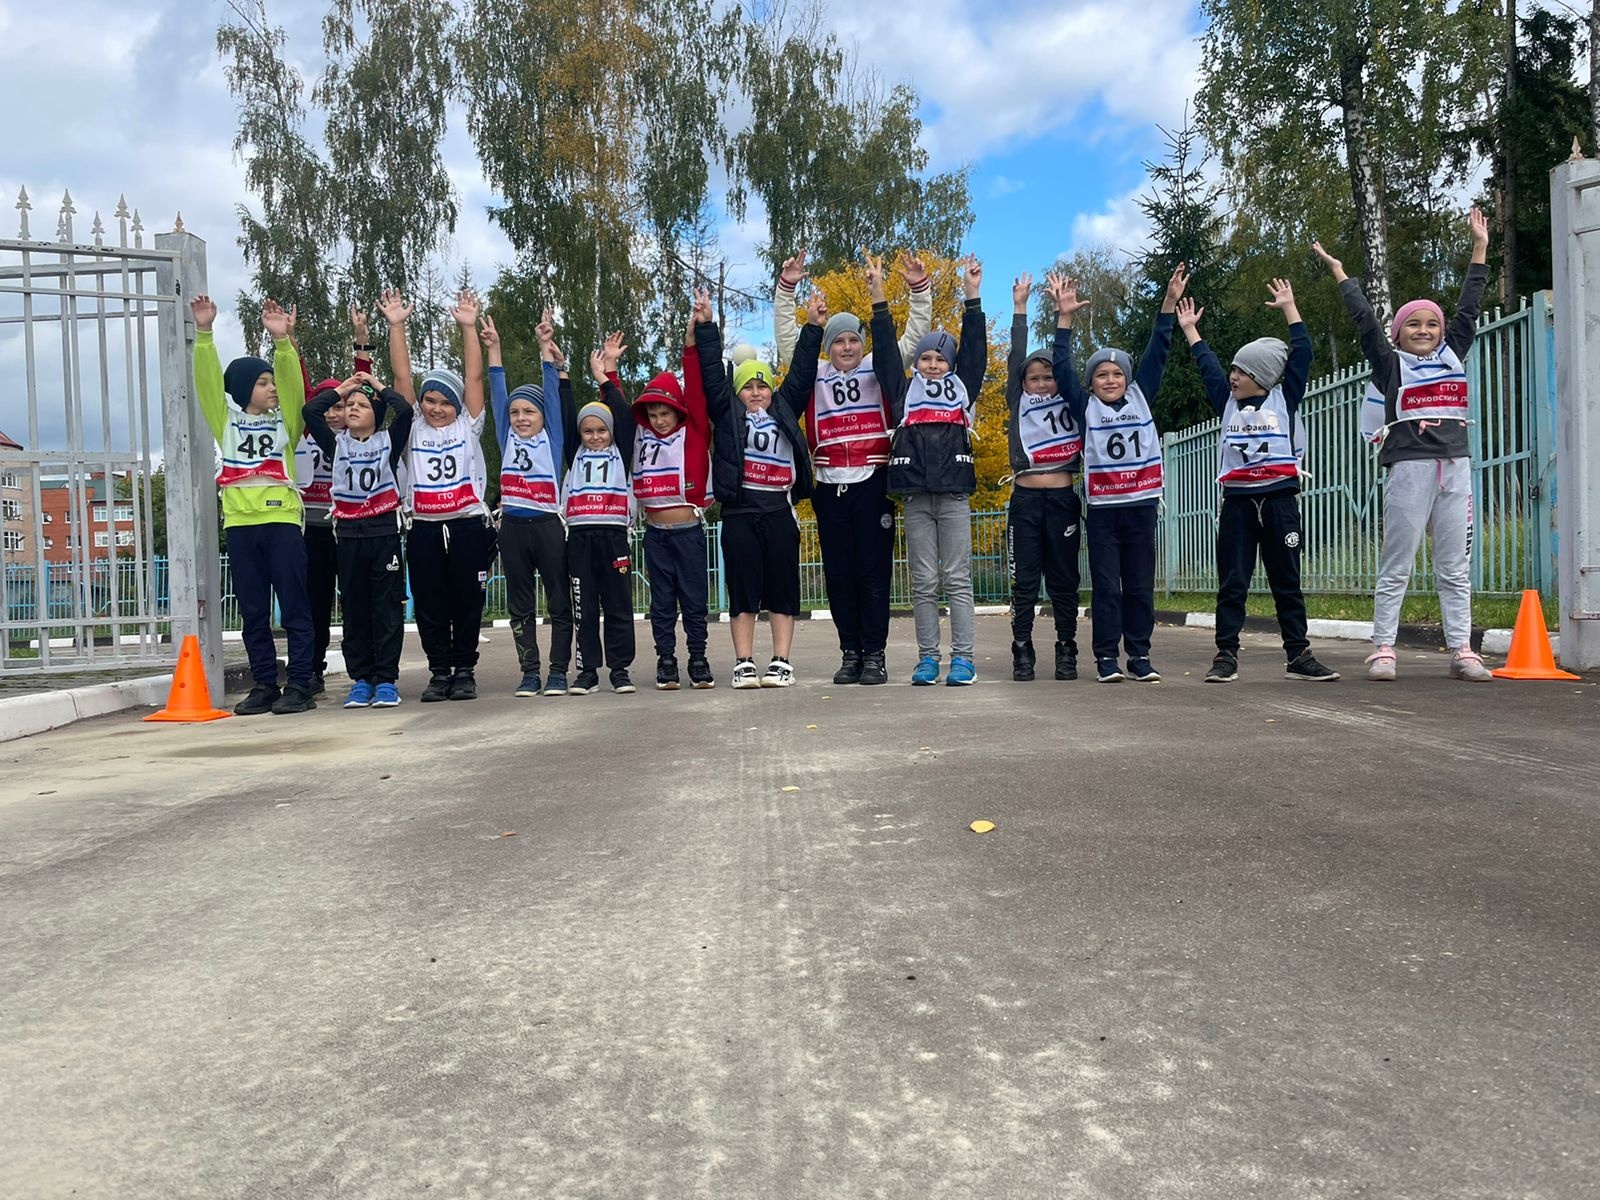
[0,0,1205,425]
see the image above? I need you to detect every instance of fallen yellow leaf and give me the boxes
[969,820,996,834]
[781,786,801,793]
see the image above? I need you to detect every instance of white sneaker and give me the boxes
[1365,645,1397,681]
[731,661,761,690]
[760,658,795,688]
[1449,648,1493,682]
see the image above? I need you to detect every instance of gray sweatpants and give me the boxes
[903,492,975,659]
[1374,456,1473,649]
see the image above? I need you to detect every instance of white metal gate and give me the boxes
[0,188,218,688]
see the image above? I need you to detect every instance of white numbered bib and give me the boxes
[902,371,971,428]
[741,409,796,492]
[563,446,631,525]
[408,413,485,518]
[1218,386,1303,487]
[219,411,291,487]
[332,431,401,520]
[1083,387,1163,506]
[500,429,560,514]
[633,426,690,507]
[294,434,333,510]
[812,364,888,446]
[1017,392,1082,469]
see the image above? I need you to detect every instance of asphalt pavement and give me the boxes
[2,616,1596,1199]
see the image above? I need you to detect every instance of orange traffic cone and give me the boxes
[1490,590,1580,680]
[144,634,233,722]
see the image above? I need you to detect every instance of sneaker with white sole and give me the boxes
[731,659,761,690]
[1205,653,1238,683]
[1285,651,1340,681]
[1449,648,1493,682]
[1095,658,1124,683]
[1365,645,1397,681]
[760,658,795,687]
[568,670,599,695]
[1126,658,1161,682]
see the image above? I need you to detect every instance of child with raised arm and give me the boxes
[483,309,574,697]
[1049,266,1185,683]
[1004,270,1083,683]
[873,256,989,686]
[380,288,497,702]
[1314,209,1492,682]
[562,333,637,695]
[633,306,715,690]
[696,286,826,688]
[303,370,413,708]
[1177,282,1338,683]
[775,249,932,686]
[189,294,315,716]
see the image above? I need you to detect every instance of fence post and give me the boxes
[1528,291,1558,596]
[153,228,223,700]
[1161,431,1177,594]
[1551,156,1600,668]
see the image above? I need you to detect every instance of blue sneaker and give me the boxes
[1126,658,1162,682]
[911,656,940,686]
[371,682,402,707]
[543,670,569,697]
[514,671,542,697]
[343,680,374,708]
[945,656,976,686]
[1095,659,1124,683]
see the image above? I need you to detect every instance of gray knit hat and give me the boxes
[508,382,546,417]
[912,330,957,370]
[576,400,614,436]
[419,367,464,412]
[1230,337,1289,389]
[823,312,864,354]
[1083,347,1133,386]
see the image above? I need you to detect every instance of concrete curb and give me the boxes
[1162,608,1551,658]
[0,675,171,743]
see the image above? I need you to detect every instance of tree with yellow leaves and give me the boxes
[778,251,1014,512]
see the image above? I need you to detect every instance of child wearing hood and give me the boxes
[189,293,315,716]
[872,256,989,686]
[1314,209,1492,682]
[378,288,496,703]
[1177,280,1339,683]
[1048,265,1186,683]
[695,286,826,689]
[774,249,933,687]
[561,332,637,695]
[483,309,574,697]
[632,305,715,690]
[1004,271,1084,683]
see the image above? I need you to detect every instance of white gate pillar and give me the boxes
[154,229,224,699]
[1551,156,1600,670]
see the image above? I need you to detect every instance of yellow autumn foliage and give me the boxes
[777,252,1014,515]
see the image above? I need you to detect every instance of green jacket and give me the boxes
[193,331,306,528]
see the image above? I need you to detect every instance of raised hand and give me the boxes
[962,254,983,299]
[285,303,298,338]
[1468,205,1488,248]
[1265,277,1295,311]
[350,303,370,343]
[1311,241,1346,281]
[480,313,500,349]
[588,348,608,384]
[780,249,807,288]
[378,287,413,327]
[1175,296,1204,334]
[450,289,480,328]
[691,286,715,327]
[601,330,628,372]
[1049,273,1090,324]
[897,251,930,287]
[1012,271,1033,312]
[805,289,828,326]
[862,251,884,291]
[190,294,217,332]
[261,299,291,341]
[1163,262,1190,310]
[535,307,555,347]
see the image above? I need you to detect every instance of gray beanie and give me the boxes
[576,400,614,436]
[912,330,958,369]
[1231,337,1289,390]
[508,382,546,417]
[1083,347,1133,386]
[823,312,864,354]
[420,367,465,412]
[1021,349,1053,376]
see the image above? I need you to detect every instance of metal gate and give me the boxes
[0,188,217,687]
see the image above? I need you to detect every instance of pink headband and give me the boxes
[1390,299,1445,341]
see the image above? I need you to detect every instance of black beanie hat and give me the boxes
[224,356,273,410]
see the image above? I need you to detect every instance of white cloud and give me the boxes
[988,175,1026,198]
[1068,184,1153,259]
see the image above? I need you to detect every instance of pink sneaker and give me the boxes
[1365,645,1397,682]
[1449,648,1493,682]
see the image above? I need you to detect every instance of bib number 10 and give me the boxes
[345,465,379,492]
[1105,430,1143,460]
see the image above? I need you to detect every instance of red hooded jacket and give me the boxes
[630,346,711,510]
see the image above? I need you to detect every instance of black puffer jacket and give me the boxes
[874,298,988,495]
[695,319,821,506]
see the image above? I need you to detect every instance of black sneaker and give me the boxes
[833,652,863,685]
[687,655,715,689]
[310,671,326,696]
[270,682,317,714]
[1011,639,1036,682]
[447,669,478,701]
[656,654,681,690]
[1054,641,1078,681]
[420,672,452,703]
[1285,651,1341,682]
[1126,657,1162,682]
[569,670,600,695]
[1205,653,1239,683]
[859,651,888,686]
[1095,658,1124,683]
[611,669,636,694]
[234,683,280,716]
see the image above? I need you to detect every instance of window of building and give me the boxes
[94,531,109,548]
[115,529,135,547]
[43,536,53,549]
[3,531,23,551]
[1,499,20,521]
[42,512,52,523]
[113,504,135,522]
[93,506,107,523]
[1,473,18,490]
